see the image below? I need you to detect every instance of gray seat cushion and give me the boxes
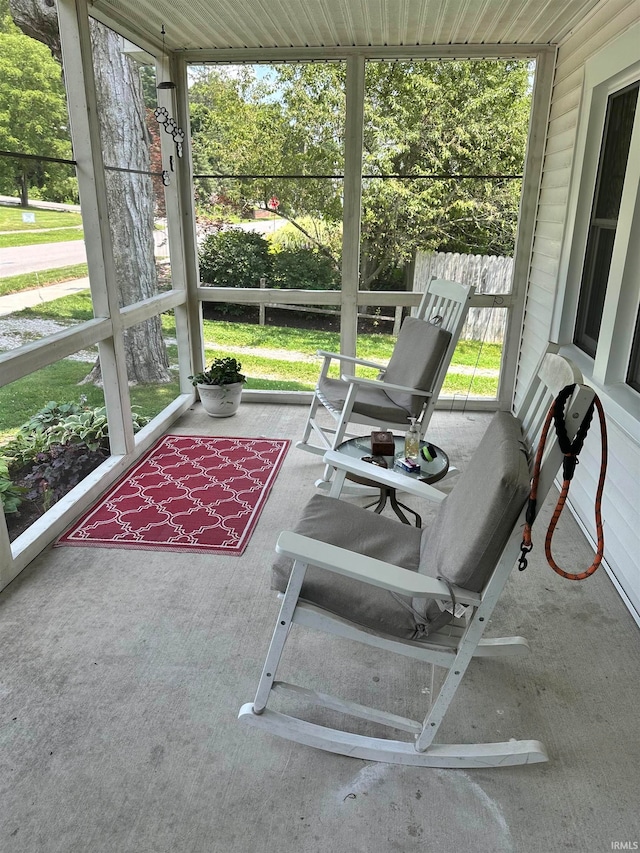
[382,318,451,415]
[272,494,424,639]
[318,376,415,423]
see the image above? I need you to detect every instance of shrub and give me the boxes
[271,247,340,291]
[21,400,85,434]
[269,217,342,261]
[199,229,272,288]
[1,431,53,476]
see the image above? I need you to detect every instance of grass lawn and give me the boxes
[16,292,94,323]
[0,204,82,232]
[0,264,89,297]
[0,358,180,442]
[0,228,84,249]
[1,295,501,439]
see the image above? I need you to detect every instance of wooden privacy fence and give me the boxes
[413,252,513,343]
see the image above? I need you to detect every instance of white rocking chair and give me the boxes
[239,350,596,768]
[296,277,474,483]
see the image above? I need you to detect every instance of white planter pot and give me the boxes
[197,382,244,417]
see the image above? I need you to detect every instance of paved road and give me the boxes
[0,240,88,279]
[0,194,81,213]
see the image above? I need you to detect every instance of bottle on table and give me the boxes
[404,417,420,462]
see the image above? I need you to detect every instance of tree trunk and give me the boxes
[9,0,171,386]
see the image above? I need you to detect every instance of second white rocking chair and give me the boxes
[296,278,474,476]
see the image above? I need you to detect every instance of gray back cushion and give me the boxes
[382,318,451,415]
[416,411,530,607]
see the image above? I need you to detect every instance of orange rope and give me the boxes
[520,389,608,581]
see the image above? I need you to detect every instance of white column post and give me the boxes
[502,47,557,410]
[57,0,134,454]
[341,54,366,359]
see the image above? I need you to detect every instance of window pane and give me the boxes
[191,62,345,390]
[125,312,181,420]
[0,287,95,352]
[574,226,616,357]
[0,6,77,208]
[90,20,169,309]
[626,309,640,393]
[595,85,639,220]
[449,306,506,400]
[0,353,107,543]
[0,5,90,334]
[575,83,638,356]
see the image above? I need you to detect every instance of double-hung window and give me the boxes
[574,83,638,360]
[559,23,640,423]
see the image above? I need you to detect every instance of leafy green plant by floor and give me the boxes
[23,442,108,508]
[189,357,246,386]
[21,400,86,434]
[46,405,148,451]
[1,431,53,475]
[49,406,110,451]
[1,399,150,474]
[0,460,26,514]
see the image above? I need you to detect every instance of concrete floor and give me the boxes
[1,404,639,853]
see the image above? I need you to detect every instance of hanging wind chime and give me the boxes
[153,25,185,185]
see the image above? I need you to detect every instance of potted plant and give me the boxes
[189,357,247,418]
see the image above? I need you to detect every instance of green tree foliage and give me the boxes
[0,14,75,202]
[190,67,287,217]
[360,60,531,284]
[190,59,531,289]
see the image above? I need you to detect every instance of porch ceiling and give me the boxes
[92,0,603,54]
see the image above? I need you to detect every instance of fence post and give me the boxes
[259,277,266,326]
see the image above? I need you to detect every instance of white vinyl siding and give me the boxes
[515,0,640,620]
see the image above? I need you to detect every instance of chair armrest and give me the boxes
[323,450,447,503]
[316,350,386,370]
[276,531,481,606]
[341,373,433,397]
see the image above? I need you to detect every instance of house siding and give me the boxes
[516,0,640,619]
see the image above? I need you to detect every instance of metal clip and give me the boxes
[518,542,533,572]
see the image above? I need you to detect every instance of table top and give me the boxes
[334,434,449,486]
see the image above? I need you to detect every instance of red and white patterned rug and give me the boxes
[56,435,290,555]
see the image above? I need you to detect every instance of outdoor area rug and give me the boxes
[56,435,290,555]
